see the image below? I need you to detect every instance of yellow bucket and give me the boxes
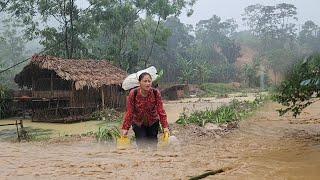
[158,132,170,147]
[116,136,131,149]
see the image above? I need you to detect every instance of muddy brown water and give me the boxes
[1,97,320,179]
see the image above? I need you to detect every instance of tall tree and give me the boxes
[195,15,240,65]
[152,16,194,82]
[86,0,196,70]
[0,16,26,88]
[276,3,298,41]
[5,0,89,59]
[242,3,298,50]
[299,20,320,53]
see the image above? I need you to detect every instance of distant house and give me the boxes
[161,84,189,100]
[14,55,127,123]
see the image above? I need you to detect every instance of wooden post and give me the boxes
[101,87,105,110]
[55,98,59,117]
[51,72,54,97]
[71,82,75,107]
[20,120,24,128]
[15,120,20,142]
[32,76,35,97]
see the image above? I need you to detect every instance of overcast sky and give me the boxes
[179,0,320,29]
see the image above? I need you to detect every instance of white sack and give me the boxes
[122,66,158,90]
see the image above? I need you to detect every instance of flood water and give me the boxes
[0,119,104,140]
[0,97,320,179]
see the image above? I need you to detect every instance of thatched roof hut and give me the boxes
[14,55,128,123]
[15,54,127,90]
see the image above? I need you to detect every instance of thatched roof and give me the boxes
[15,55,127,90]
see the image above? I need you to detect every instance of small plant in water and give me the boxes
[95,126,121,142]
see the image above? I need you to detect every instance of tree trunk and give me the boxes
[70,0,74,58]
[63,0,69,58]
[145,16,161,68]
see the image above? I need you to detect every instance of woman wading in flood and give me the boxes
[121,72,169,148]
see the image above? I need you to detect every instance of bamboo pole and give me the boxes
[101,87,105,110]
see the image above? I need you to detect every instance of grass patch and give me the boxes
[0,127,53,142]
[199,83,260,97]
[95,126,121,142]
[176,94,268,126]
[91,108,125,142]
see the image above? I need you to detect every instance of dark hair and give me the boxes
[138,72,152,82]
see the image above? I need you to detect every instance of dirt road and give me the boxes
[1,100,320,179]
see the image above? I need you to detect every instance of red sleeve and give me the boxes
[122,90,135,130]
[155,89,169,128]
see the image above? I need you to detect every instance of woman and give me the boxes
[121,72,169,147]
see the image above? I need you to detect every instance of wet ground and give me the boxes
[1,97,320,179]
[0,94,257,139]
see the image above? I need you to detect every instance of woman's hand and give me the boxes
[122,129,128,137]
[163,128,170,139]
[163,128,169,133]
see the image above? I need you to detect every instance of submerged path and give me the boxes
[0,101,320,179]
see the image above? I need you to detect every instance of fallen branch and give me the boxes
[189,167,231,180]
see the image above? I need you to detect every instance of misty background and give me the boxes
[0,0,320,89]
[179,0,320,28]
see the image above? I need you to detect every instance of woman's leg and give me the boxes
[145,121,160,147]
[132,122,159,148]
[132,124,147,147]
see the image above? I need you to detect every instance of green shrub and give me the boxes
[95,126,121,142]
[91,108,123,122]
[274,54,320,117]
[176,95,267,126]
[0,85,13,119]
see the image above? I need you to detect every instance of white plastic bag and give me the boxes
[122,66,158,90]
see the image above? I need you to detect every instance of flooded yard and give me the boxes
[0,96,320,179]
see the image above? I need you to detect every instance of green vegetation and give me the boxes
[274,54,320,117]
[0,85,13,119]
[176,95,267,126]
[19,128,52,142]
[0,127,53,142]
[0,16,27,89]
[199,83,259,97]
[95,126,121,142]
[1,1,319,89]
[91,108,123,122]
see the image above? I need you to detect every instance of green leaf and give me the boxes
[300,79,311,86]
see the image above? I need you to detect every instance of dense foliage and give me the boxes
[0,1,319,89]
[0,85,13,119]
[274,54,320,117]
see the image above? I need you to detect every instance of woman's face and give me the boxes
[139,74,152,91]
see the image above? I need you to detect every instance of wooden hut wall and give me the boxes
[102,85,126,110]
[32,70,72,99]
[71,87,100,108]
